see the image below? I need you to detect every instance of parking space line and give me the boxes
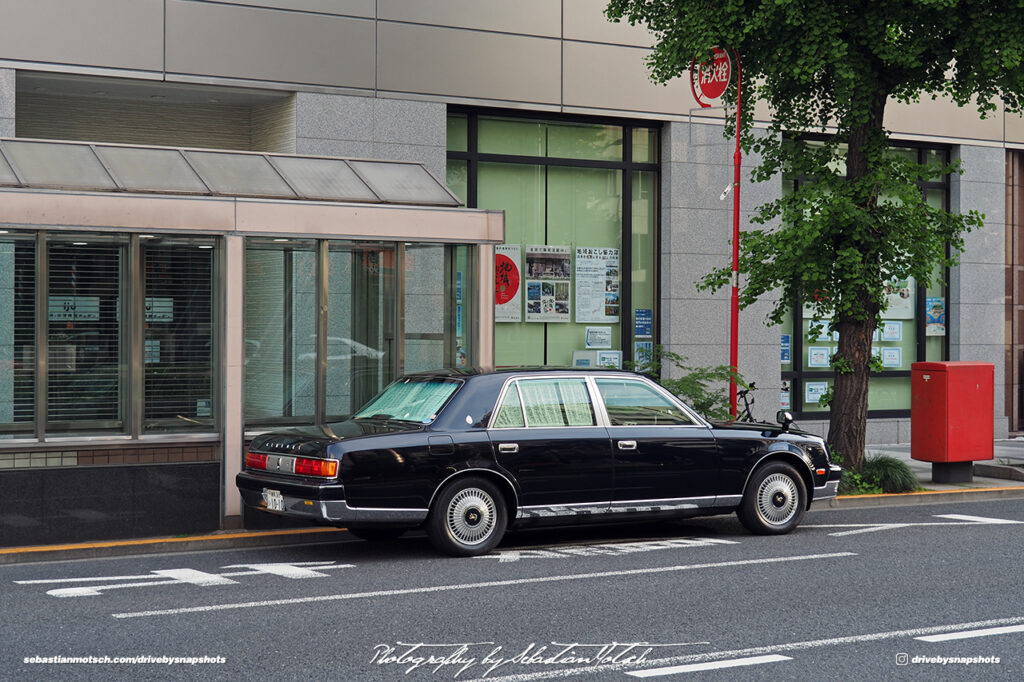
[626,654,791,677]
[112,552,856,619]
[916,623,1024,642]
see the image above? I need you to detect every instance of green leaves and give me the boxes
[607,0,1017,469]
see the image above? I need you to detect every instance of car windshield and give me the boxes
[352,378,461,423]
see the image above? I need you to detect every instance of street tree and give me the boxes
[606,0,1024,469]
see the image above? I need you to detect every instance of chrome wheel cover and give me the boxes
[446,487,497,545]
[756,473,799,526]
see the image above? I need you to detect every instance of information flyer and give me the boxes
[926,296,946,336]
[574,246,620,323]
[494,244,522,323]
[525,245,571,322]
[883,275,916,319]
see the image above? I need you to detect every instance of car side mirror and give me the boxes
[776,410,795,431]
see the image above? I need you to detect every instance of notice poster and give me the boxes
[926,296,946,336]
[525,245,571,322]
[805,381,829,405]
[883,275,916,319]
[634,341,654,371]
[494,245,523,323]
[634,309,653,338]
[575,247,620,323]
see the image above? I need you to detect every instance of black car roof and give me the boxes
[403,366,644,380]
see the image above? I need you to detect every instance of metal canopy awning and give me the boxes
[0,138,462,207]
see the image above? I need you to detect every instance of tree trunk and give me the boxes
[826,89,889,471]
[828,308,878,471]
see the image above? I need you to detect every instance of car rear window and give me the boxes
[352,378,460,423]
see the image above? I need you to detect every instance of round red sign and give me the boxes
[494,253,520,305]
[691,47,731,107]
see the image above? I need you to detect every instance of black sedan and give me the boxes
[237,368,841,556]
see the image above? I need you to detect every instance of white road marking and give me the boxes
[934,514,1024,524]
[475,538,739,563]
[462,616,1024,682]
[804,514,1023,536]
[916,623,1024,642]
[16,561,353,598]
[111,552,856,619]
[626,654,791,677]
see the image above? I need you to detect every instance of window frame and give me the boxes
[447,107,661,366]
[1,230,221,441]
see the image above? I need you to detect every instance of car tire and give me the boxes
[427,476,507,557]
[346,526,406,542]
[737,461,806,535]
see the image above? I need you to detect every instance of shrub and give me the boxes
[863,454,921,493]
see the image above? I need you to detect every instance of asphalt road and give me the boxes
[3,498,1024,681]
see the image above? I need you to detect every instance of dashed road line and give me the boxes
[917,623,1024,642]
[626,654,791,677]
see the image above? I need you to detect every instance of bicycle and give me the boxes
[736,382,756,422]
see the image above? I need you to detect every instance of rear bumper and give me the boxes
[236,472,427,526]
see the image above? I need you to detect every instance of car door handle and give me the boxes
[617,440,637,451]
[498,443,519,454]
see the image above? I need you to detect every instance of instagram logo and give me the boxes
[896,653,909,666]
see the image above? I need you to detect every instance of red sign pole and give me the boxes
[729,51,742,420]
[692,48,742,419]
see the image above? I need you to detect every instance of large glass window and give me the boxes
[780,144,950,417]
[0,231,35,439]
[245,239,318,423]
[244,239,470,429]
[327,243,395,420]
[0,231,218,439]
[448,112,659,368]
[142,237,215,432]
[47,235,126,433]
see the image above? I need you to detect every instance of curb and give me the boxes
[0,527,348,565]
[826,485,1024,509]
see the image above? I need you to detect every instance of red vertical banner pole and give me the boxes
[729,51,742,419]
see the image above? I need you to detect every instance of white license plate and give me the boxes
[263,488,284,512]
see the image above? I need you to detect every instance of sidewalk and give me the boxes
[827,438,1024,508]
[3,442,1024,565]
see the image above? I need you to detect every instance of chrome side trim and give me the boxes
[813,479,840,501]
[712,494,742,507]
[515,496,722,519]
[320,500,429,524]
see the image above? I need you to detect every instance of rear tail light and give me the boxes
[294,457,339,477]
[246,452,268,469]
[245,451,338,478]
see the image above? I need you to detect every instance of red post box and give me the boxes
[911,361,993,483]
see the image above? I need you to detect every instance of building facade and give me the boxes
[0,0,1019,546]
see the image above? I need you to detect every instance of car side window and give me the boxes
[493,383,526,428]
[516,378,596,427]
[595,379,698,426]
